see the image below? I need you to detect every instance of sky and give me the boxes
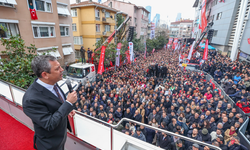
[94,0,196,22]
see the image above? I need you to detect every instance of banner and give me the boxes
[128,42,134,62]
[30,8,38,20]
[125,50,131,64]
[168,38,173,44]
[97,46,107,74]
[201,0,207,32]
[203,39,208,60]
[150,22,156,39]
[152,48,155,53]
[116,43,122,67]
[173,38,178,50]
[187,41,196,60]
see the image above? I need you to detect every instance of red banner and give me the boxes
[30,8,38,20]
[203,39,208,60]
[97,45,107,74]
[201,0,207,32]
[168,38,173,44]
[152,48,155,53]
[173,38,178,50]
[125,50,131,64]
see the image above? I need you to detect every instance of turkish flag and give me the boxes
[30,8,38,20]
[203,39,209,60]
[199,24,202,29]
[248,38,250,44]
[201,0,207,32]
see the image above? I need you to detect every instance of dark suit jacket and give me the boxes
[157,134,171,149]
[23,80,73,150]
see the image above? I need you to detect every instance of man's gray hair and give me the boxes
[31,55,56,78]
[234,136,240,142]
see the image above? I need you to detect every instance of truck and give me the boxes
[65,63,96,84]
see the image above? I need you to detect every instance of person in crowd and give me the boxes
[224,126,237,144]
[132,128,146,142]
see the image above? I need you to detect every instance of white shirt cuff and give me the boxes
[66,100,73,106]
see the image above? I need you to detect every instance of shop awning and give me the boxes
[0,0,17,5]
[57,4,70,16]
[62,46,73,55]
[37,50,61,59]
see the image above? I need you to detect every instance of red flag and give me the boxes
[30,8,38,20]
[110,61,113,67]
[201,0,207,32]
[199,24,202,29]
[97,45,107,74]
[152,48,155,53]
[203,39,209,60]
[125,50,131,64]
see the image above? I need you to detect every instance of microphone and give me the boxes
[65,79,73,93]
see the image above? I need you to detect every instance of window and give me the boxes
[216,12,222,20]
[210,15,214,22]
[74,36,83,45]
[105,12,110,18]
[105,25,110,32]
[72,23,77,31]
[95,9,100,20]
[96,24,100,32]
[134,9,137,14]
[0,23,19,38]
[32,25,55,38]
[71,9,77,17]
[213,30,218,37]
[96,38,101,43]
[34,0,52,12]
[75,50,80,58]
[60,26,69,36]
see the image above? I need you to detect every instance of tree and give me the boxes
[115,14,126,42]
[132,32,145,52]
[0,34,37,89]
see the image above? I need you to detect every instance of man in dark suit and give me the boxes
[23,55,77,150]
[157,132,171,149]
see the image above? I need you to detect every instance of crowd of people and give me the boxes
[72,45,249,150]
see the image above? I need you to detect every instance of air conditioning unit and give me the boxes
[103,32,106,35]
[102,17,106,22]
[102,9,105,13]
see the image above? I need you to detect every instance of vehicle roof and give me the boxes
[69,63,94,68]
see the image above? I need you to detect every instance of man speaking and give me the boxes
[23,55,77,150]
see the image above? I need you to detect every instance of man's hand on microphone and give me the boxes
[67,91,77,104]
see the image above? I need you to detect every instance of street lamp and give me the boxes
[114,11,123,71]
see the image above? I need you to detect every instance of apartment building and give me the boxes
[170,20,193,38]
[70,1,126,59]
[0,0,75,65]
[192,0,250,61]
[103,0,149,40]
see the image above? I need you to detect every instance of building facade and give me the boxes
[176,13,182,21]
[192,0,250,61]
[145,6,152,23]
[0,0,75,65]
[170,20,193,38]
[70,1,124,59]
[102,0,149,40]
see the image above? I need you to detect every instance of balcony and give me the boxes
[102,17,108,23]
[103,31,112,37]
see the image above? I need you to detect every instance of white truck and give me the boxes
[65,63,96,85]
